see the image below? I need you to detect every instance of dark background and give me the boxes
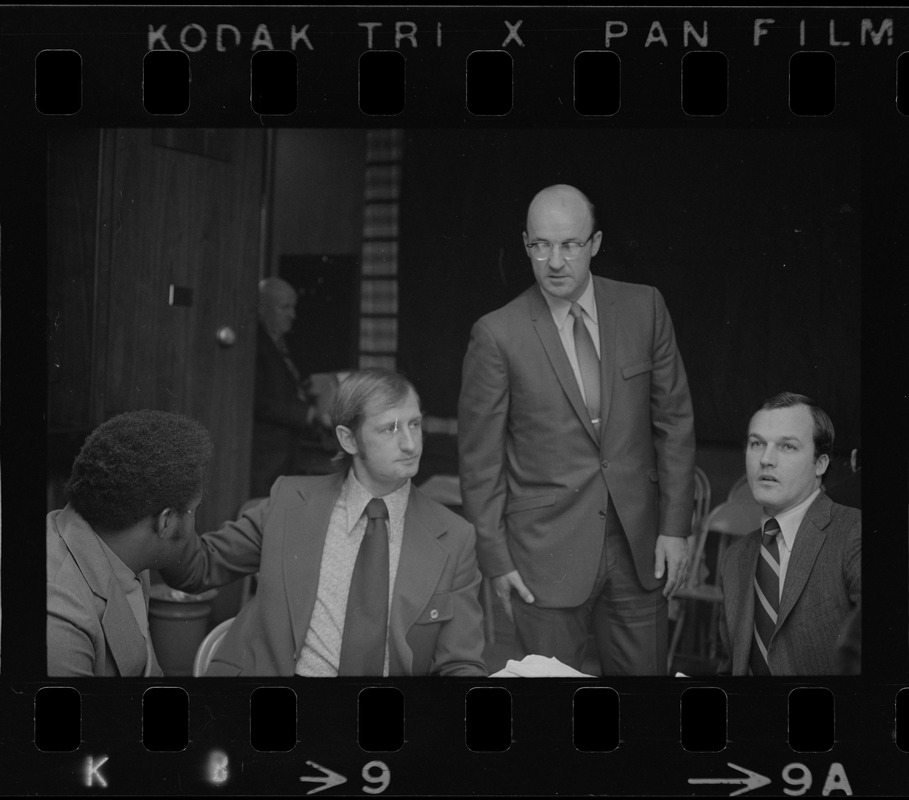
[399,128,860,448]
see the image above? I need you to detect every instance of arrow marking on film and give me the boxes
[688,762,772,796]
[298,761,348,794]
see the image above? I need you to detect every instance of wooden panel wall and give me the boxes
[94,129,264,531]
[47,129,100,430]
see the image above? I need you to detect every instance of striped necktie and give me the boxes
[749,517,781,676]
[569,303,601,431]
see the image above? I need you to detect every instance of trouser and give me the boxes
[512,500,668,676]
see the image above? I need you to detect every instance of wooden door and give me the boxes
[94,128,264,533]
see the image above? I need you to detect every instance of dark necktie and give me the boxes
[338,498,390,676]
[569,303,601,429]
[749,517,781,676]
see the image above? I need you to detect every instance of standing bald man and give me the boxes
[458,184,695,675]
[252,277,319,496]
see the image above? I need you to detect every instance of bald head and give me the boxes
[523,184,602,302]
[525,184,598,234]
[258,277,297,340]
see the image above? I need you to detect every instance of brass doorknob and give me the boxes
[216,326,237,347]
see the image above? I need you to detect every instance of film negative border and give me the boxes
[2,4,908,797]
[7,8,909,124]
[3,679,908,794]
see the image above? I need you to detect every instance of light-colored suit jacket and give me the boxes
[162,472,487,677]
[47,504,162,677]
[458,277,696,606]
[717,491,861,675]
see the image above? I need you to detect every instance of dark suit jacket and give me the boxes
[46,505,162,677]
[162,472,488,677]
[717,491,861,675]
[458,277,696,606]
[252,323,314,495]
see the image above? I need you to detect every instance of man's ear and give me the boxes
[590,230,603,257]
[815,453,830,478]
[336,425,358,457]
[154,507,176,538]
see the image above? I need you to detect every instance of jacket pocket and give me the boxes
[622,359,654,379]
[415,592,454,625]
[505,494,556,515]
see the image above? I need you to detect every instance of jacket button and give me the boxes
[601,459,609,468]
[598,510,607,519]
[430,609,439,621]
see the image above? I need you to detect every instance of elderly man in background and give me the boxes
[252,277,322,496]
[47,410,212,677]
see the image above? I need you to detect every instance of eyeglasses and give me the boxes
[525,232,596,261]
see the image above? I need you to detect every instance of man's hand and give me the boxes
[654,535,689,598]
[492,570,535,622]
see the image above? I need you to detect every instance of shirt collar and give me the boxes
[342,470,411,535]
[761,487,822,552]
[541,275,598,331]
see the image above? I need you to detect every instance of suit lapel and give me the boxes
[59,506,149,676]
[101,576,150,677]
[732,533,761,671]
[776,494,830,633]
[593,278,616,435]
[138,570,163,677]
[387,487,449,675]
[282,474,343,656]
[60,506,115,601]
[528,286,600,445]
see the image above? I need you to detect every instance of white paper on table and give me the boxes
[489,654,595,678]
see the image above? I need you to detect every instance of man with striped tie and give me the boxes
[717,393,861,675]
